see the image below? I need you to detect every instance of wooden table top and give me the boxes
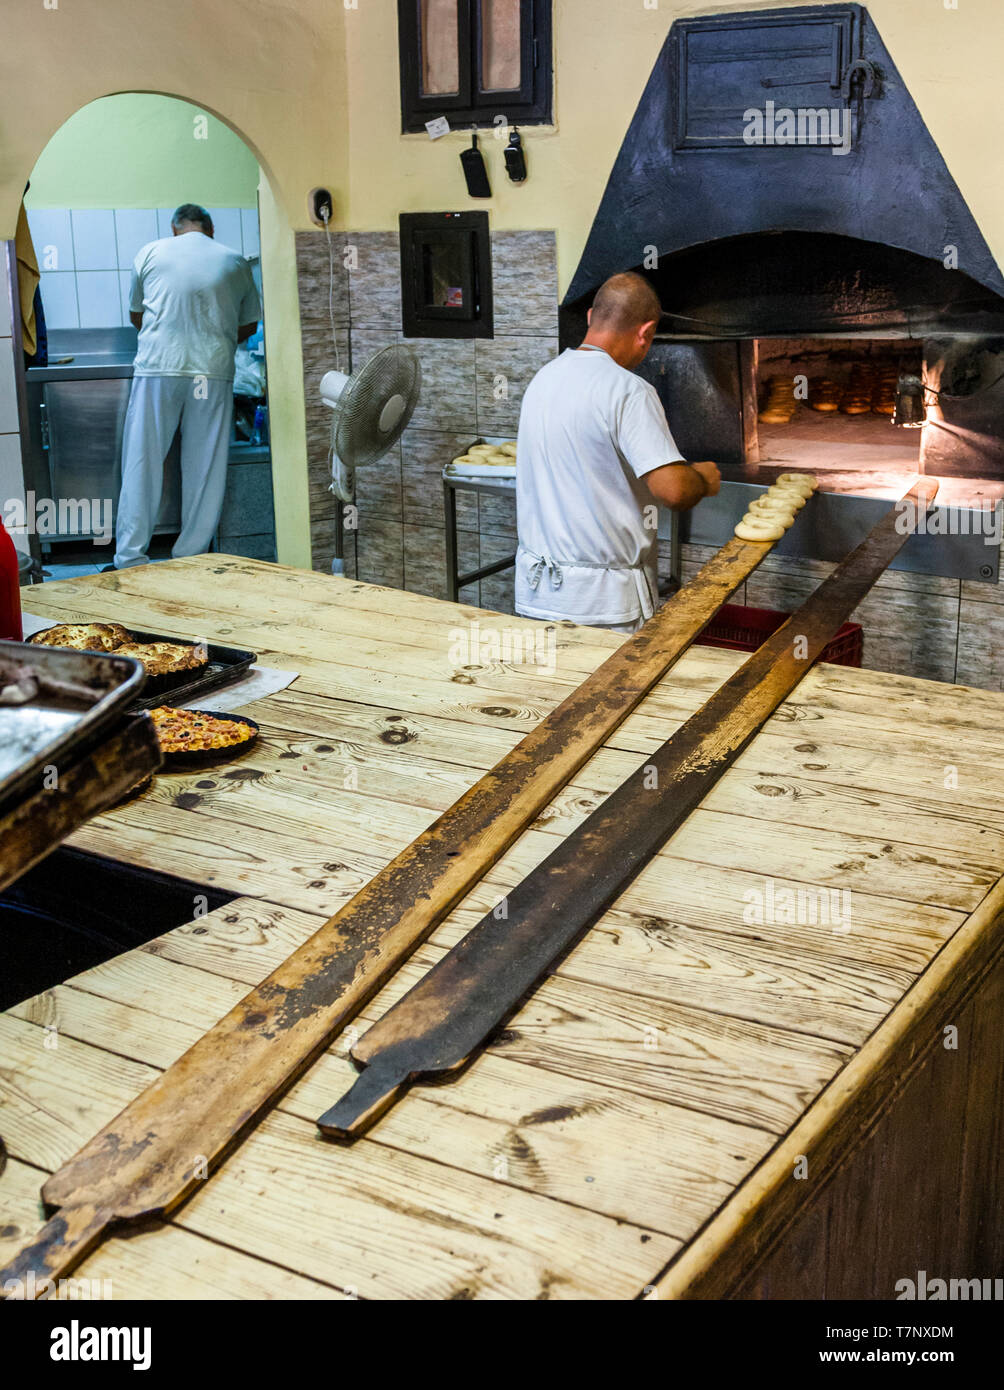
[2,554,1003,1299]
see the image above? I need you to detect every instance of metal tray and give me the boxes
[124,630,257,710]
[0,640,148,817]
[27,621,257,710]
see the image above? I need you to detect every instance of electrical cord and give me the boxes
[320,204,354,511]
[322,204,341,374]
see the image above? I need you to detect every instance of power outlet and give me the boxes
[308,188,334,227]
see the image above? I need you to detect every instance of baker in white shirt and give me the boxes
[112,204,261,569]
[516,272,721,632]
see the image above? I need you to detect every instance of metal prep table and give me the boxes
[444,467,683,603]
[443,470,517,603]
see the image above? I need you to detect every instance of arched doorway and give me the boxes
[10,92,308,575]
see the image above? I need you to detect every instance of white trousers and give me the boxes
[114,375,233,569]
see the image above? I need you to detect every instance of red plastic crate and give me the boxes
[697,603,863,667]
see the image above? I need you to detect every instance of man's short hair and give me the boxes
[590,272,662,334]
[172,203,213,233]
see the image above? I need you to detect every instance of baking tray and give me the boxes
[125,630,256,706]
[26,623,257,710]
[0,639,148,817]
[443,434,516,482]
[0,712,163,895]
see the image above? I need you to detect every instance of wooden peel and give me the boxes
[1,532,780,1295]
[318,480,939,1139]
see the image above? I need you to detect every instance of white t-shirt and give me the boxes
[130,233,261,381]
[515,347,685,625]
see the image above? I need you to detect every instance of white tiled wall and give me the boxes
[27,206,259,329]
[0,262,28,554]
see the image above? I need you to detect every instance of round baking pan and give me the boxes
[156,711,260,769]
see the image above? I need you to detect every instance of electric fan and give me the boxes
[320,345,422,506]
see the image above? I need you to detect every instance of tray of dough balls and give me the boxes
[444,437,518,482]
[733,473,818,542]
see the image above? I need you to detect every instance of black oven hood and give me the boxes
[645,231,1004,342]
[564,4,1004,331]
[561,2,1004,544]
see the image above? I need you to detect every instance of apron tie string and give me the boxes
[526,551,563,592]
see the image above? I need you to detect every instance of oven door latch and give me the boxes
[840,58,879,101]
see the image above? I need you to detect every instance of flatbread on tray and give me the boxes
[29,622,132,652]
[150,707,257,757]
[115,641,207,678]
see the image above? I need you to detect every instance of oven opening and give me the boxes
[753,337,925,495]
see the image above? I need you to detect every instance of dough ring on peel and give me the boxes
[736,516,787,542]
[774,484,814,503]
[767,486,806,509]
[750,507,795,523]
[742,508,793,529]
[777,472,817,491]
[750,495,796,517]
[773,479,814,499]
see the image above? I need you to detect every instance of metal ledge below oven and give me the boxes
[676,482,1000,583]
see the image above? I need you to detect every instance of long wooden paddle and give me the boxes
[318,480,938,1138]
[1,530,780,1295]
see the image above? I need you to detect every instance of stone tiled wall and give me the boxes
[295,228,559,610]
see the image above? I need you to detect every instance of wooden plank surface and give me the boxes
[3,554,1003,1298]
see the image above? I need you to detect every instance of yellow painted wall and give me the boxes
[259,178,313,570]
[0,1,348,238]
[25,95,260,210]
[343,0,1004,295]
[2,0,1001,567]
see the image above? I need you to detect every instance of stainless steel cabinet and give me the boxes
[25,328,181,545]
[41,378,181,541]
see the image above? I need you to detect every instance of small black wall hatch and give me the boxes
[460,132,492,198]
[400,211,494,339]
[504,128,527,183]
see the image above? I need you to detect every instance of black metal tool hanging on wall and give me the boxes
[504,127,527,182]
[317,479,939,1140]
[460,130,491,198]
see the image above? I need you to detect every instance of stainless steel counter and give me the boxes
[30,326,139,381]
[24,328,179,541]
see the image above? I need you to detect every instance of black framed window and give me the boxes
[400,211,494,339]
[398,0,552,134]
